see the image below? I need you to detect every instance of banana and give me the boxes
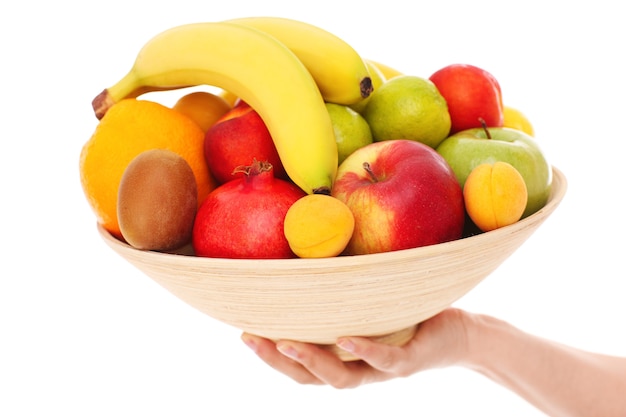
[226,16,373,105]
[350,60,386,114]
[92,22,337,195]
[365,59,404,80]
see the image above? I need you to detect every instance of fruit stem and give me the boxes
[363,162,379,183]
[232,159,273,176]
[313,187,331,195]
[92,89,116,120]
[479,118,492,139]
[360,77,374,98]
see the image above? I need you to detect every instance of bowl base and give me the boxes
[317,324,418,361]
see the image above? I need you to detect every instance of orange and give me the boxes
[172,91,232,132]
[79,98,216,239]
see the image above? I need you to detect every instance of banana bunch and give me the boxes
[92,17,374,195]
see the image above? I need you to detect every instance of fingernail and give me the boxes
[336,338,355,353]
[276,343,299,360]
[241,334,258,353]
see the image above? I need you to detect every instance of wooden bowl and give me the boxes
[99,167,567,360]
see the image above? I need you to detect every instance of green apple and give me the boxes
[436,127,551,218]
[326,103,373,165]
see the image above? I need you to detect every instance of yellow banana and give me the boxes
[366,59,404,80]
[350,60,386,114]
[226,16,373,105]
[91,22,337,195]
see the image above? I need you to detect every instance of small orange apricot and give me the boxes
[463,162,528,232]
[172,91,231,132]
[284,194,355,258]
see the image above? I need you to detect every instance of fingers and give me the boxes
[275,340,378,389]
[241,330,429,388]
[241,333,323,385]
[240,309,472,389]
[241,333,381,388]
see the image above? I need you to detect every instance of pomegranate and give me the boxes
[192,160,306,259]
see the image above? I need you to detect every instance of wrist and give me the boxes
[460,312,517,372]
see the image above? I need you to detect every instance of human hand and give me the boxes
[241,308,473,388]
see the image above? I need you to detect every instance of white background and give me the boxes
[2,1,625,416]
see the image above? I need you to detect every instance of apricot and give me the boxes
[172,91,231,132]
[463,162,528,232]
[283,194,355,258]
[118,149,198,251]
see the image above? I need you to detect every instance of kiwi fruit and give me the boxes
[118,149,198,251]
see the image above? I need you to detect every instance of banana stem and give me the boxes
[360,77,374,98]
[92,71,145,119]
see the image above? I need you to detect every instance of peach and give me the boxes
[463,161,528,232]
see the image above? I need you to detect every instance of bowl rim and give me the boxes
[98,166,567,267]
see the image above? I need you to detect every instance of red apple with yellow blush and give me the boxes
[331,139,465,255]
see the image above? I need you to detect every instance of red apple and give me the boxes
[204,101,287,184]
[331,140,465,255]
[429,63,504,134]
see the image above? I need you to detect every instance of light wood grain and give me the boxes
[99,167,567,358]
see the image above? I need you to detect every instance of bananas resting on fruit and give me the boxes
[92,21,348,195]
[225,16,373,105]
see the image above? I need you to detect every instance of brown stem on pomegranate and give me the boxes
[479,118,492,139]
[232,159,273,176]
[363,162,379,183]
